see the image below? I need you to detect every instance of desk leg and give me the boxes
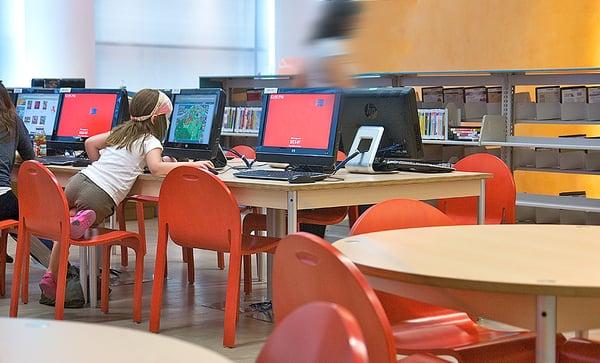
[266,209,286,300]
[478,179,486,225]
[287,191,298,234]
[79,247,88,305]
[536,295,557,363]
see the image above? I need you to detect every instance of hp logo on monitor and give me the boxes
[364,103,378,119]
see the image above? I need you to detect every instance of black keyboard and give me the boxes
[37,155,80,165]
[234,169,328,182]
[374,160,455,173]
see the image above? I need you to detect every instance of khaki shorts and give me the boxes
[64,172,115,225]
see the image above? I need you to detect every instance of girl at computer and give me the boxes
[39,89,213,298]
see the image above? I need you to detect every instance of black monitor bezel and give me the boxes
[48,88,127,151]
[338,87,424,160]
[13,88,63,138]
[162,88,225,161]
[255,88,342,168]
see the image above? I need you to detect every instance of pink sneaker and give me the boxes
[39,271,57,300]
[70,209,96,239]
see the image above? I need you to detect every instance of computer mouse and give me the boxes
[288,174,317,184]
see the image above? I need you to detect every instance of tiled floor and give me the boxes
[0,218,350,363]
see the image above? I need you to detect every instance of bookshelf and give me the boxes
[200,68,600,224]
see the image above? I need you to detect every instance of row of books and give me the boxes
[450,127,480,141]
[535,86,600,104]
[222,107,262,133]
[418,109,447,140]
[422,86,502,104]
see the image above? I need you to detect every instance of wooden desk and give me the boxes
[333,225,600,363]
[34,164,490,298]
[0,317,232,363]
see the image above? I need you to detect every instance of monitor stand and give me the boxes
[345,126,386,174]
[212,145,228,169]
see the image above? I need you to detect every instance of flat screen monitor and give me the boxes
[14,88,62,137]
[31,78,86,88]
[339,87,423,160]
[50,88,127,150]
[163,88,225,160]
[255,88,341,168]
[7,88,17,105]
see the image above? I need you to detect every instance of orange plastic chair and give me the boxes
[559,338,600,363]
[256,301,369,363]
[225,145,256,159]
[148,166,279,347]
[0,219,18,296]
[10,161,145,321]
[350,198,539,362]
[438,153,516,224]
[274,232,397,363]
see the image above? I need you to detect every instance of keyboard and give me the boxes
[373,160,455,173]
[234,169,328,182]
[37,155,80,165]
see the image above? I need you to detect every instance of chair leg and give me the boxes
[132,243,144,323]
[149,231,168,333]
[348,206,360,229]
[21,237,30,304]
[217,252,225,270]
[243,255,252,295]
[54,240,70,320]
[101,245,110,314]
[223,252,242,348]
[117,202,128,267]
[186,248,195,284]
[182,247,188,263]
[0,230,8,296]
[9,230,28,317]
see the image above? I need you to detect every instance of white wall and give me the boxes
[0,0,95,87]
[274,0,322,69]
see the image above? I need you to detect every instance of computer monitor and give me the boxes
[14,88,62,138]
[339,87,423,160]
[163,88,225,160]
[7,88,17,105]
[31,78,86,88]
[255,88,342,169]
[49,88,127,151]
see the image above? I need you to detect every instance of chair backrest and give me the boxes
[17,160,70,240]
[350,198,460,322]
[350,198,454,235]
[226,145,256,159]
[273,233,397,363]
[158,166,241,252]
[337,151,346,162]
[438,153,516,224]
[256,302,368,363]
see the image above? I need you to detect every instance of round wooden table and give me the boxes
[0,318,233,363]
[333,224,600,363]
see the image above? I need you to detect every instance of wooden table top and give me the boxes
[0,318,233,363]
[44,163,491,191]
[333,224,600,297]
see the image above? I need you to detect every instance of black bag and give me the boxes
[40,264,85,308]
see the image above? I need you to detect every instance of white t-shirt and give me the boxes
[82,135,163,206]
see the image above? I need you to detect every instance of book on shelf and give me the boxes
[222,106,262,134]
[418,108,447,140]
[449,127,480,141]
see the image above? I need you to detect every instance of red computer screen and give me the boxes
[262,93,335,149]
[57,93,117,138]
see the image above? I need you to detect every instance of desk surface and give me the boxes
[0,318,232,363]
[45,163,490,191]
[333,224,600,297]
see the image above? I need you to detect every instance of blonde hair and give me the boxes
[106,89,168,151]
